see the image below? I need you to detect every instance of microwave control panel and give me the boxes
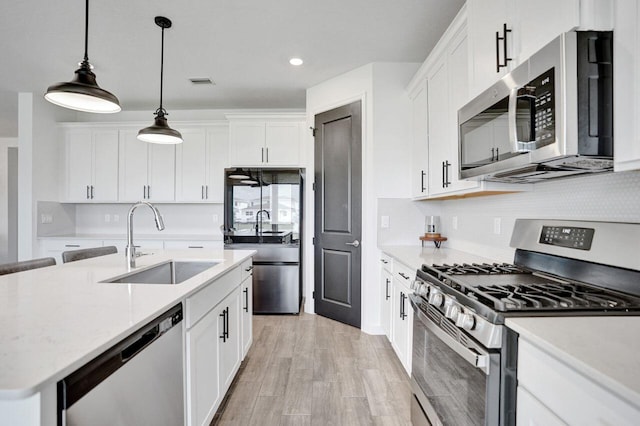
[539,225,594,250]
[531,68,555,144]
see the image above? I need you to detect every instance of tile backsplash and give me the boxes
[436,170,640,261]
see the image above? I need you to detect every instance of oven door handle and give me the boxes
[410,295,490,374]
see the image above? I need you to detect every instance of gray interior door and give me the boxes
[314,101,362,328]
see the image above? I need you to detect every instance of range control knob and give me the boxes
[444,303,460,321]
[455,312,476,330]
[428,290,444,307]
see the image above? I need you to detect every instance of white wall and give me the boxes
[306,62,419,334]
[18,93,72,259]
[0,138,18,262]
[435,170,640,262]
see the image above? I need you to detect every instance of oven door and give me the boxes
[410,295,501,426]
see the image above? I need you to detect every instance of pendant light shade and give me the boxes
[138,16,182,144]
[45,0,121,113]
[228,168,251,180]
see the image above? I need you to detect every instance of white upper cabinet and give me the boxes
[426,20,478,197]
[409,80,429,199]
[467,0,611,98]
[119,130,176,202]
[228,114,305,167]
[614,0,640,172]
[175,125,228,203]
[62,128,119,202]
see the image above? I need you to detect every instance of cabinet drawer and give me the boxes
[518,339,640,425]
[240,258,253,282]
[164,240,221,250]
[379,252,393,273]
[186,266,241,329]
[393,261,415,290]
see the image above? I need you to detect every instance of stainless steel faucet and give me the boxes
[255,209,270,234]
[125,201,165,268]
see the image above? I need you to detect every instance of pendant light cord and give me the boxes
[159,25,165,113]
[83,0,89,63]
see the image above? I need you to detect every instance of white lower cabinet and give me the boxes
[390,261,414,375]
[240,259,253,358]
[379,253,393,340]
[186,304,221,426]
[185,265,249,426]
[517,338,640,425]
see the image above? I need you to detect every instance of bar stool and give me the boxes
[0,257,57,276]
[61,246,118,263]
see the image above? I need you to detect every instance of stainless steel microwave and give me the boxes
[458,31,613,183]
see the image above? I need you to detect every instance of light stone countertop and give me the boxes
[0,249,254,399]
[37,233,223,241]
[378,245,498,271]
[506,316,640,409]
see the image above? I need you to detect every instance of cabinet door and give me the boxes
[218,287,241,394]
[467,0,511,98]
[206,126,229,202]
[264,122,301,166]
[147,144,176,202]
[176,128,207,202]
[391,280,409,372]
[229,122,265,166]
[446,26,479,194]
[119,130,149,202]
[241,275,253,358]
[380,269,393,339]
[65,129,93,201]
[92,130,119,202]
[426,58,451,196]
[410,80,429,199]
[513,0,580,64]
[186,308,221,426]
[517,387,566,426]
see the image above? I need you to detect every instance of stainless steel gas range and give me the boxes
[409,219,640,426]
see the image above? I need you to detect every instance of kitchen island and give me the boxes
[0,248,255,426]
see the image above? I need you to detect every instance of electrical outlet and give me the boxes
[452,216,458,230]
[212,214,219,223]
[113,214,119,223]
[104,214,111,223]
[381,215,390,229]
[493,217,501,235]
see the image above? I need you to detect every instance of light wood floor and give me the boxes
[216,312,412,425]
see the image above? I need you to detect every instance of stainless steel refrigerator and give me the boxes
[223,168,303,314]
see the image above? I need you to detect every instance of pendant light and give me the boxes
[45,0,121,113]
[137,16,183,144]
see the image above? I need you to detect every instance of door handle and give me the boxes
[219,310,227,342]
[345,240,360,248]
[243,288,249,312]
[421,170,426,193]
[385,278,390,300]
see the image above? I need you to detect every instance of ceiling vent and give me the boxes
[189,78,215,85]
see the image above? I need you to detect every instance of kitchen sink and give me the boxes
[102,260,220,284]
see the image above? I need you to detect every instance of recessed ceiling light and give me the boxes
[289,58,303,66]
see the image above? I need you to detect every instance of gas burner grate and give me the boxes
[431,262,528,275]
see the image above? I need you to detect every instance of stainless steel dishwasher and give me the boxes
[58,304,184,426]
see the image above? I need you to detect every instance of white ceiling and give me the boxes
[0,0,465,137]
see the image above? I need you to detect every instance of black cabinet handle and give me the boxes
[421,170,426,193]
[385,278,390,300]
[245,265,253,272]
[206,185,209,199]
[496,23,512,72]
[444,160,451,188]
[219,310,227,342]
[147,185,151,199]
[243,288,249,312]
[442,161,446,188]
[400,292,407,320]
[225,307,229,339]
[398,272,410,280]
[90,185,94,199]
[86,185,90,199]
[202,185,205,200]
